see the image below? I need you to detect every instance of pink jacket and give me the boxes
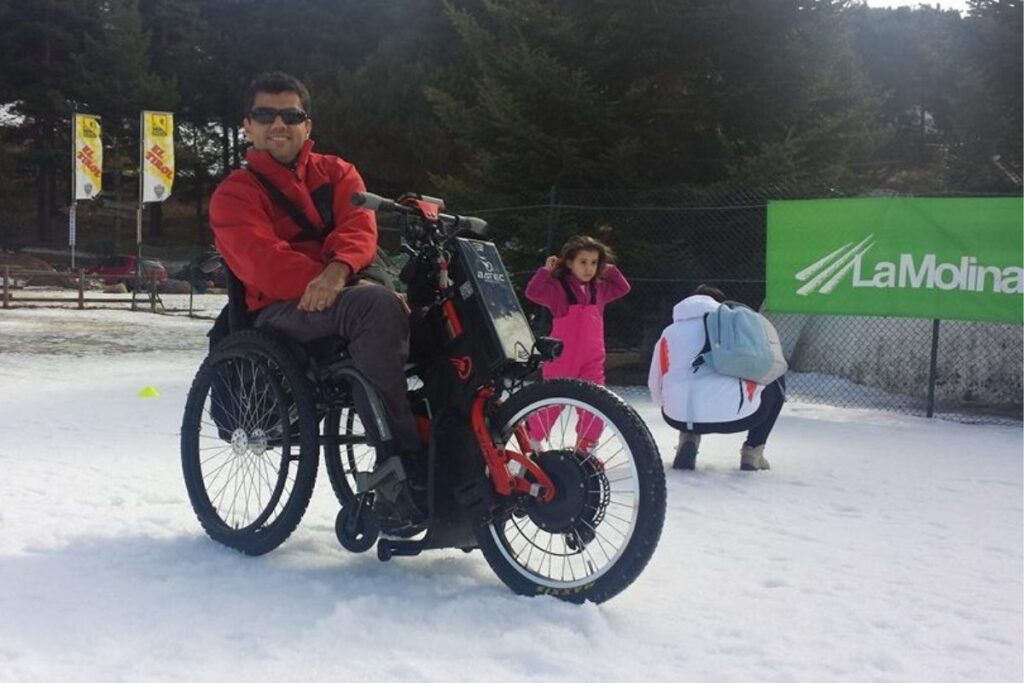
[525,265,631,382]
[525,265,631,319]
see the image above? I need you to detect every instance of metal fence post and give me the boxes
[544,185,558,256]
[78,268,85,309]
[541,186,559,330]
[926,319,941,418]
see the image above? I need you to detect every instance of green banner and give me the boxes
[766,198,1023,324]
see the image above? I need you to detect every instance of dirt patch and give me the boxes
[0,251,78,287]
[0,251,54,270]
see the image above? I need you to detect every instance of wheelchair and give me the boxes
[180,192,667,603]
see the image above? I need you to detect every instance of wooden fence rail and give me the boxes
[1,266,161,311]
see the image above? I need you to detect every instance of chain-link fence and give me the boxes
[18,183,1020,424]
[467,184,1023,425]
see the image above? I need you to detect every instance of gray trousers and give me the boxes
[255,284,420,453]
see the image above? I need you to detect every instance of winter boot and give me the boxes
[740,443,771,471]
[361,453,428,532]
[672,432,701,470]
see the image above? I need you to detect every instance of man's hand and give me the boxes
[298,261,351,312]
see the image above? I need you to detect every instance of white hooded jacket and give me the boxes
[648,295,765,425]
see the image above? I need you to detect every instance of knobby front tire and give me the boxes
[475,379,666,604]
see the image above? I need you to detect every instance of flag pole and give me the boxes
[134,112,144,309]
[69,203,77,269]
[69,116,76,269]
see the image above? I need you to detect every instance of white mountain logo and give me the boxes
[796,235,876,296]
[796,234,1023,296]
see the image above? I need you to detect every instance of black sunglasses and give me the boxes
[248,107,309,125]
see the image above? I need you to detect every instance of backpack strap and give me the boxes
[691,312,712,372]
[246,168,394,291]
[311,182,334,231]
[557,278,596,306]
[558,277,577,305]
[248,168,325,240]
[686,311,715,430]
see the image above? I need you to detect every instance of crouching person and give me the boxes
[647,285,785,471]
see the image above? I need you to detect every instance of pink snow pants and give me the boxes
[527,302,606,446]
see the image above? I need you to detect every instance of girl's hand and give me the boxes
[544,255,560,272]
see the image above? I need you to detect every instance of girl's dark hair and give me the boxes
[552,235,616,279]
[692,284,726,302]
[245,72,312,117]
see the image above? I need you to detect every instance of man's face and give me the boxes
[243,91,312,164]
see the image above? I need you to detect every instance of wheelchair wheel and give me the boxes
[475,379,666,604]
[323,406,380,506]
[181,329,319,556]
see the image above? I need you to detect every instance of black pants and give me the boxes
[255,284,420,453]
[663,377,786,448]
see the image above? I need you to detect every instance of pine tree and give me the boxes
[0,0,103,243]
[952,0,1023,190]
[429,0,887,200]
[75,0,177,240]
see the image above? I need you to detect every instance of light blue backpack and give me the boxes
[691,302,788,384]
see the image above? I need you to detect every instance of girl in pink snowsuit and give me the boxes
[524,235,631,450]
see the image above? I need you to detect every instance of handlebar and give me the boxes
[351,191,402,214]
[352,192,488,238]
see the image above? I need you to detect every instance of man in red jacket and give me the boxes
[209,72,423,526]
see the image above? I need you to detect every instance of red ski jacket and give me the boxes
[209,139,377,312]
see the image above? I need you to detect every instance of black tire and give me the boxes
[475,379,665,604]
[181,329,319,556]
[323,406,380,507]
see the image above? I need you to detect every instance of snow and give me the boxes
[0,307,1020,682]
[864,0,970,11]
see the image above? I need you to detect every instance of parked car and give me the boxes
[89,255,168,290]
[172,251,226,291]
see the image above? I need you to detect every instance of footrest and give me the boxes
[377,535,428,561]
[354,456,407,495]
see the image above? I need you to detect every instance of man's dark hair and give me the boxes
[244,72,312,117]
[692,284,726,302]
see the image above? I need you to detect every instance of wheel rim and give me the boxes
[489,397,640,589]
[191,355,298,532]
[343,409,377,488]
[325,407,378,505]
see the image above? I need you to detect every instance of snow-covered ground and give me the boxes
[0,307,1020,682]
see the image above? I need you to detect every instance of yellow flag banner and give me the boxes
[73,114,102,200]
[141,111,174,203]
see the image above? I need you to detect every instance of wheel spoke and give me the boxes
[485,388,651,593]
[190,352,302,531]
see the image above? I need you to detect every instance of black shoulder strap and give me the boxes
[558,277,577,305]
[556,278,597,305]
[247,168,393,291]
[247,168,324,241]
[311,183,334,230]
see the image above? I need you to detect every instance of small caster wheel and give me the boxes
[335,505,379,553]
[377,540,393,562]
